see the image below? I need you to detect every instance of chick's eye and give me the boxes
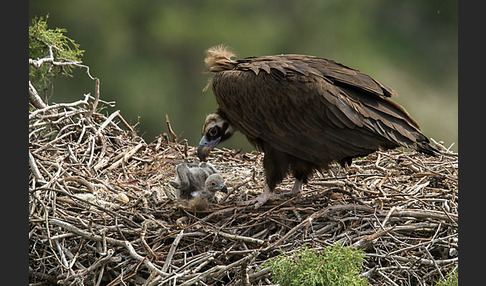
[208,127,218,137]
[211,182,216,186]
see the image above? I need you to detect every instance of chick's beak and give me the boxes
[220,184,228,193]
[197,135,221,161]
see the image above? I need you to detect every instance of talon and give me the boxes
[237,180,304,209]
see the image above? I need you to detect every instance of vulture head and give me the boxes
[197,113,234,161]
[190,173,228,204]
[204,173,228,194]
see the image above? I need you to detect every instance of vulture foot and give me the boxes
[237,179,304,209]
[237,185,276,209]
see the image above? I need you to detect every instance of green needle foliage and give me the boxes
[435,268,458,286]
[264,243,369,286]
[29,15,84,92]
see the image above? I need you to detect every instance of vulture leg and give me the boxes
[274,178,304,195]
[290,178,303,194]
[237,142,310,208]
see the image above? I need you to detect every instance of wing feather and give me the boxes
[210,54,435,165]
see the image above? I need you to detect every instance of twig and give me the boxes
[165,114,178,143]
[61,176,95,192]
[377,270,400,286]
[105,143,145,172]
[86,78,100,118]
[95,110,121,137]
[391,209,457,224]
[106,257,145,286]
[29,151,45,182]
[29,42,96,80]
[50,219,168,277]
[60,249,117,284]
[116,112,135,134]
[183,139,188,158]
[264,204,375,251]
[162,230,184,273]
[140,224,157,260]
[239,257,251,286]
[29,81,47,109]
[211,230,265,246]
[367,253,458,266]
[43,187,142,228]
[179,251,259,286]
[381,206,397,227]
[221,177,253,203]
[352,227,395,249]
[311,180,346,187]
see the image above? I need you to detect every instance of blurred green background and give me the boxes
[29,0,458,152]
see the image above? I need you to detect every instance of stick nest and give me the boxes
[29,92,458,286]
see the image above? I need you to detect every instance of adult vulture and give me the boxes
[197,45,438,208]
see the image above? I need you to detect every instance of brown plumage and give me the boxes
[198,45,439,208]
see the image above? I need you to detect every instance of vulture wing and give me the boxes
[211,54,436,166]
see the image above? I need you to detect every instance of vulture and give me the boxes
[197,45,439,209]
[170,162,227,201]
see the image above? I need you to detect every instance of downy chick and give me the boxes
[188,173,228,211]
[169,162,226,201]
[190,173,227,203]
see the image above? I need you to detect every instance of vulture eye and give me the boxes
[208,127,219,137]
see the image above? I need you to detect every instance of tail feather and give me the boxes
[417,140,441,157]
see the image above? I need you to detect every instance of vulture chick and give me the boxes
[198,45,439,209]
[191,173,227,203]
[170,162,227,202]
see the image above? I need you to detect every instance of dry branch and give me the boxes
[165,114,178,143]
[29,81,47,109]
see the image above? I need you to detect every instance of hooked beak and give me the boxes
[220,184,228,193]
[197,135,221,161]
